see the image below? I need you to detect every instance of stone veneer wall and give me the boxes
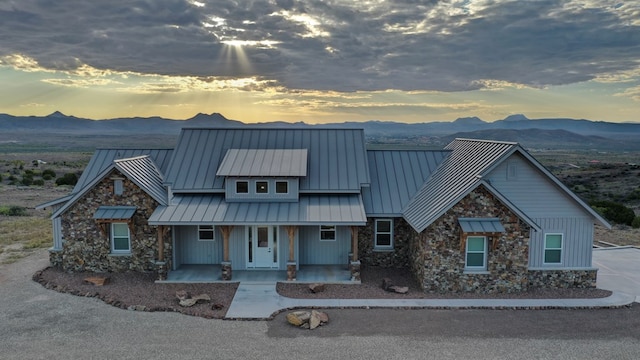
[415,185,532,293]
[59,169,171,272]
[357,217,414,268]
[528,269,597,289]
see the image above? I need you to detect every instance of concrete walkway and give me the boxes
[225,283,636,319]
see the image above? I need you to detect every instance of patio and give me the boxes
[159,264,356,284]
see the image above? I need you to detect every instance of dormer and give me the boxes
[216,149,307,202]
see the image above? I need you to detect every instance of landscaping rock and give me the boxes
[309,283,325,293]
[381,277,393,291]
[389,286,409,294]
[286,310,329,329]
[177,292,211,307]
[175,290,189,301]
[83,276,110,286]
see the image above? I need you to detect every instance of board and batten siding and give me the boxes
[528,217,595,268]
[172,226,222,268]
[52,217,63,250]
[487,153,587,218]
[299,226,350,265]
[487,153,596,269]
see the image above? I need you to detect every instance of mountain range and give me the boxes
[1,111,639,150]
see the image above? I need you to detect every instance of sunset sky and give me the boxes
[0,0,638,124]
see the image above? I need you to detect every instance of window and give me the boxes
[114,179,123,195]
[111,223,130,253]
[320,225,336,241]
[507,162,518,180]
[199,225,214,241]
[256,181,268,194]
[374,219,393,249]
[276,181,288,194]
[465,236,487,270]
[236,181,248,194]
[544,234,563,264]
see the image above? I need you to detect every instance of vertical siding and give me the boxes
[488,154,587,218]
[52,217,63,249]
[174,226,221,265]
[299,226,350,265]
[529,217,594,268]
[229,226,246,270]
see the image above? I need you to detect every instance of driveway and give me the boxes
[593,247,640,302]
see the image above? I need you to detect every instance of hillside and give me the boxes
[1,112,639,151]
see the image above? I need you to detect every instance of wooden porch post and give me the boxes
[350,226,359,261]
[157,225,165,262]
[219,226,234,262]
[286,226,297,262]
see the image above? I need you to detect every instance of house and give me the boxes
[37,127,610,293]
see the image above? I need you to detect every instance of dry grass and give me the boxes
[0,217,51,264]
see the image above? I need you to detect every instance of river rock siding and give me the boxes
[58,169,171,272]
[412,186,532,293]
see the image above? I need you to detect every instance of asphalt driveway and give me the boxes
[593,247,640,301]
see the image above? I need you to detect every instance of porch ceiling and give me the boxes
[148,194,367,226]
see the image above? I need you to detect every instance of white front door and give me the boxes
[248,226,278,268]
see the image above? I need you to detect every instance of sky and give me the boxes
[0,0,639,124]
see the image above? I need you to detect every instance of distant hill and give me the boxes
[1,111,639,151]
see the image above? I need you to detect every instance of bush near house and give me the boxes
[590,200,636,226]
[632,217,640,229]
[0,205,28,216]
[55,172,78,186]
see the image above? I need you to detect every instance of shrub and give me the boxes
[42,174,53,181]
[42,169,56,178]
[32,179,45,186]
[21,176,33,186]
[590,200,636,226]
[55,172,78,186]
[0,205,28,216]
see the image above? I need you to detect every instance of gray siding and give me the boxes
[225,178,299,202]
[529,217,594,268]
[229,226,247,270]
[487,154,588,218]
[299,226,350,265]
[173,226,222,266]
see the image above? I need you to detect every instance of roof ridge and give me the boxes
[453,138,518,145]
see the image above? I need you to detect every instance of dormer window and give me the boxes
[276,181,288,194]
[236,181,249,194]
[256,181,268,193]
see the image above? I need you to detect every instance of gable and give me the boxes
[164,128,370,192]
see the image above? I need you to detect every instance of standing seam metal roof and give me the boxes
[458,218,505,233]
[362,149,450,215]
[114,155,168,205]
[93,206,137,220]
[164,128,369,192]
[148,194,367,225]
[403,139,517,233]
[216,149,308,177]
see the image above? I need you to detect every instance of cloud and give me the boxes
[0,0,638,93]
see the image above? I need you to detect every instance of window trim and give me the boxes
[275,180,289,194]
[198,225,215,241]
[255,181,269,194]
[110,222,131,254]
[374,219,394,250]
[543,233,563,265]
[319,225,336,241]
[235,180,249,194]
[465,236,487,270]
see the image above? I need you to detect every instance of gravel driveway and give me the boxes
[2,251,640,360]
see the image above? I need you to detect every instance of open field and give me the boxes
[0,148,638,264]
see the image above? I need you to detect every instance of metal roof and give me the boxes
[164,128,370,192]
[458,218,505,233]
[93,206,137,220]
[362,149,450,216]
[114,155,167,205]
[148,194,367,225]
[403,139,518,233]
[73,149,173,194]
[216,149,308,177]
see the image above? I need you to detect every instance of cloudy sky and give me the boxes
[0,0,638,123]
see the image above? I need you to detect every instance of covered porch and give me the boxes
[159,264,357,284]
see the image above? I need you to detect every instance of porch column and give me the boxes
[284,226,297,281]
[155,225,168,281]
[350,226,361,282]
[219,225,234,281]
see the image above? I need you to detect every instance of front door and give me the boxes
[248,226,278,268]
